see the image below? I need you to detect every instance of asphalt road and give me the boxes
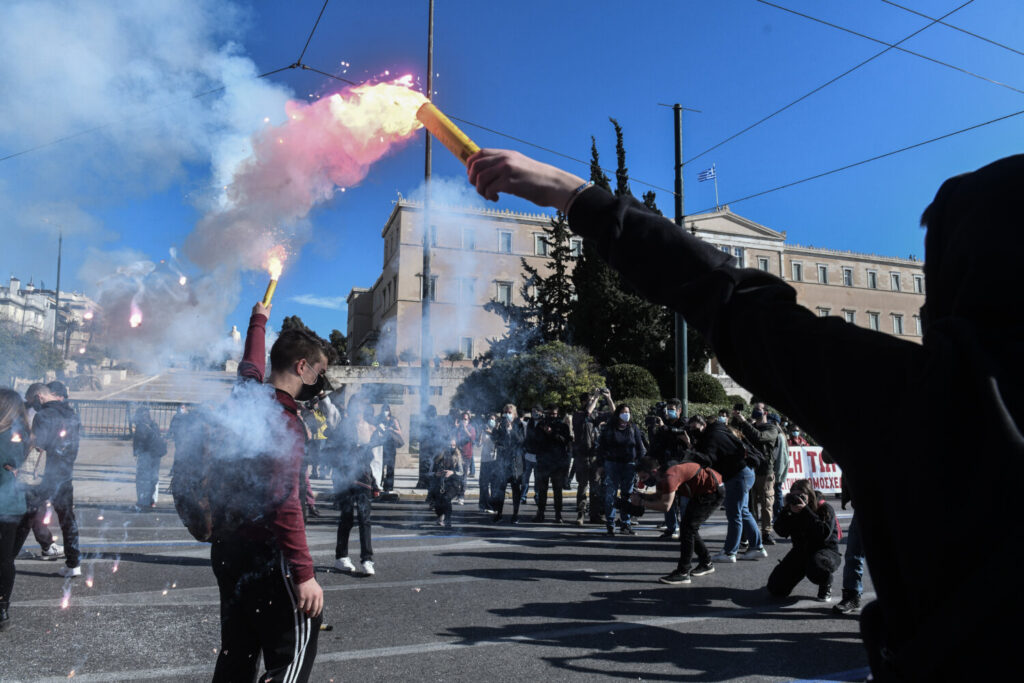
[4,499,872,683]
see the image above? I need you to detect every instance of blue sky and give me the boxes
[1,0,1022,343]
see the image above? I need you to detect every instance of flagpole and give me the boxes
[713,164,720,210]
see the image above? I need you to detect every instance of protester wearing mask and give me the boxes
[491,405,525,523]
[531,405,571,524]
[0,389,29,631]
[519,408,540,505]
[454,412,477,505]
[571,389,613,526]
[477,414,499,513]
[630,455,724,585]
[769,479,842,602]
[23,382,83,577]
[648,398,691,540]
[597,404,646,535]
[789,427,809,447]
[733,407,783,546]
[378,403,403,495]
[429,447,464,528]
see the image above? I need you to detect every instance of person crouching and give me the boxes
[428,447,463,528]
[768,478,842,602]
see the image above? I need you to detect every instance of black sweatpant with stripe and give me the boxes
[211,538,321,683]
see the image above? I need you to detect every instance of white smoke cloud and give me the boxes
[290,294,349,311]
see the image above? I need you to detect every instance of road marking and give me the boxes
[29,595,875,682]
[13,575,482,609]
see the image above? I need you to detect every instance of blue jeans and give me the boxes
[603,461,636,527]
[723,466,760,554]
[520,458,535,502]
[842,512,865,595]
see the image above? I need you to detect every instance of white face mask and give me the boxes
[488,419,496,428]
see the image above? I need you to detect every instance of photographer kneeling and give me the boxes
[768,479,841,602]
[628,456,724,585]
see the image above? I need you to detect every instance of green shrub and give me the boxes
[726,394,747,409]
[687,372,727,404]
[606,364,660,400]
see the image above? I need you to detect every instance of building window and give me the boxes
[495,281,513,306]
[757,256,769,272]
[817,307,831,317]
[914,315,922,336]
[913,274,924,294]
[843,267,853,287]
[891,273,901,292]
[570,238,583,257]
[461,227,475,250]
[459,337,473,358]
[791,262,803,281]
[867,271,878,289]
[868,312,880,331]
[734,247,744,267]
[534,233,549,256]
[418,275,437,301]
[498,230,512,254]
[843,310,856,324]
[817,264,828,284]
[892,314,904,335]
[458,277,475,304]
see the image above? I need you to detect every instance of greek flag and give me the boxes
[697,166,716,182]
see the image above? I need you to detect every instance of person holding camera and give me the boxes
[571,388,614,526]
[531,405,571,523]
[597,404,646,536]
[627,455,724,585]
[768,479,841,602]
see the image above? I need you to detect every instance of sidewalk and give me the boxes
[70,439,490,505]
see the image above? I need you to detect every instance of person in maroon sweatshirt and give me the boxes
[211,301,325,683]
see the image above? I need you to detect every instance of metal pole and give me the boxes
[53,231,62,348]
[672,105,688,418]
[419,0,434,418]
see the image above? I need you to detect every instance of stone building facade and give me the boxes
[0,276,99,355]
[348,202,925,379]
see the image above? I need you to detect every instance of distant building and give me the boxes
[0,276,100,356]
[347,201,925,380]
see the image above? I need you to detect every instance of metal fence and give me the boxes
[69,399,192,439]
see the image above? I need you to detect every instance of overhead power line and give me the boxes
[296,0,331,65]
[690,106,1024,214]
[684,0,975,166]
[881,0,1024,58]
[758,0,1024,96]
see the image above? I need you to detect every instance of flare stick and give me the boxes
[262,278,278,307]
[416,102,480,165]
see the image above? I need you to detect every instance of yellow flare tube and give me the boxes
[416,102,481,165]
[262,278,278,307]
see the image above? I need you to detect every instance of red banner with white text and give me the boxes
[779,447,842,495]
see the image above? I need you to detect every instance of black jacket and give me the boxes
[597,422,645,464]
[773,499,839,553]
[695,422,746,481]
[531,417,570,469]
[566,158,1024,681]
[492,418,525,480]
[35,400,81,489]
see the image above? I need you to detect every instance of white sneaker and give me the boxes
[740,546,768,560]
[361,560,375,576]
[59,565,82,578]
[333,557,356,572]
[712,552,737,563]
[41,543,64,559]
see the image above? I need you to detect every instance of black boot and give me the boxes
[0,607,10,632]
[816,578,833,603]
[833,589,861,614]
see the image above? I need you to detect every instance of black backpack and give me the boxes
[171,386,302,542]
[739,435,771,477]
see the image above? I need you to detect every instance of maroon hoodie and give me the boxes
[236,312,314,584]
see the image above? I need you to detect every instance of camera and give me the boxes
[784,492,806,507]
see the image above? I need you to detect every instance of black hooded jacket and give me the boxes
[565,155,1024,681]
[35,400,81,489]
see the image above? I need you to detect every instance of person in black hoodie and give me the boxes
[465,148,1024,680]
[531,405,571,523]
[769,478,841,602]
[490,404,525,524]
[24,382,82,577]
[597,404,646,535]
